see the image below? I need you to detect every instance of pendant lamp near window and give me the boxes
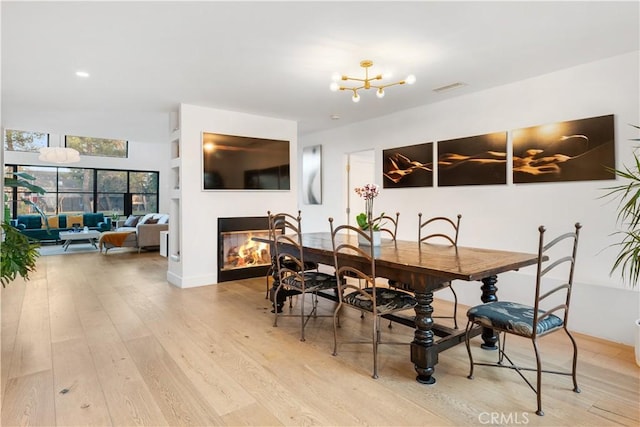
[38,147,80,164]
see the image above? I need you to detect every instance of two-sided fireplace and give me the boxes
[217,216,272,282]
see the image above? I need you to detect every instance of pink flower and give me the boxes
[354,183,380,201]
[354,183,380,229]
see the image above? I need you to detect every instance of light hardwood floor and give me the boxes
[2,251,638,426]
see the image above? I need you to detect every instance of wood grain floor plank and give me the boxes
[48,281,85,345]
[1,276,27,399]
[1,369,56,427]
[51,338,112,426]
[88,340,169,427]
[221,401,283,426]
[97,291,152,342]
[7,276,52,380]
[125,335,225,426]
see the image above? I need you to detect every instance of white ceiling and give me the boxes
[2,1,639,143]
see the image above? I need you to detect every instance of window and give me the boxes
[5,165,158,218]
[4,130,49,152]
[4,165,16,219]
[16,166,57,215]
[129,171,159,214]
[65,135,128,158]
[58,168,94,214]
[97,170,127,216]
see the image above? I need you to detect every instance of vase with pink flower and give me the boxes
[354,183,382,246]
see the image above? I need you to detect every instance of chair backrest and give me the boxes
[418,213,462,246]
[532,223,582,337]
[268,211,305,281]
[328,218,379,309]
[267,210,301,238]
[373,212,400,241]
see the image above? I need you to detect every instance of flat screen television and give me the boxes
[202,132,290,190]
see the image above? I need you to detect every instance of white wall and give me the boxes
[299,51,640,345]
[170,104,297,288]
[2,112,170,216]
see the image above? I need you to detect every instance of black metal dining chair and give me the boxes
[270,211,337,341]
[418,213,462,329]
[465,223,582,416]
[329,217,417,379]
[265,210,318,303]
[375,212,400,244]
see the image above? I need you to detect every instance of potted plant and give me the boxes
[354,183,384,246]
[602,124,640,365]
[1,171,47,287]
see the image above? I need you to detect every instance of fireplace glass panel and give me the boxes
[221,229,271,271]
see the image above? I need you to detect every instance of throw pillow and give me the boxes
[46,216,59,228]
[145,217,159,224]
[138,213,154,224]
[67,214,83,228]
[123,215,139,227]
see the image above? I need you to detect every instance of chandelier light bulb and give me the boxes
[406,74,417,85]
[329,82,339,92]
[376,88,385,98]
[352,93,360,103]
[331,72,341,82]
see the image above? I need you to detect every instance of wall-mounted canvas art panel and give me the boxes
[383,142,433,188]
[437,132,507,186]
[302,145,322,204]
[512,114,615,184]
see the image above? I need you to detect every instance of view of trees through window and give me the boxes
[4,165,158,218]
[65,135,128,158]
[3,130,49,152]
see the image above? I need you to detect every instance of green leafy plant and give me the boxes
[1,223,40,287]
[1,171,47,287]
[356,212,385,231]
[602,124,640,287]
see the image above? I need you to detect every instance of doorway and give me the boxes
[346,149,375,226]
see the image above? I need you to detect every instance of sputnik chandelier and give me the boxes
[330,59,416,103]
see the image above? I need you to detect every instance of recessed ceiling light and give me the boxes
[330,114,340,120]
[75,71,90,78]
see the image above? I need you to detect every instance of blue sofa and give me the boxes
[14,213,111,241]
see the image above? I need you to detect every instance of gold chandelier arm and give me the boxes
[371,80,407,90]
[336,84,366,91]
[341,76,368,83]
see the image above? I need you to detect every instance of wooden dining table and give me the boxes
[258,231,541,385]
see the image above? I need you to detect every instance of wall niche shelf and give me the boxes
[168,110,183,284]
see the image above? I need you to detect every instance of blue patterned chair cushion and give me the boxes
[467,301,564,337]
[343,287,417,314]
[281,271,337,292]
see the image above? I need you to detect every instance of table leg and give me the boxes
[411,290,437,384]
[267,254,282,312]
[62,239,71,251]
[480,275,499,350]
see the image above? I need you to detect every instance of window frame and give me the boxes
[3,129,50,153]
[64,135,129,158]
